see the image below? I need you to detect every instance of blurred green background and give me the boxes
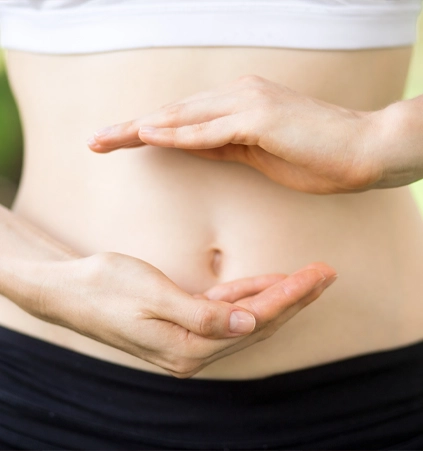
[0,53,22,185]
[0,18,423,213]
[405,14,423,213]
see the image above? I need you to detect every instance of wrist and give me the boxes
[0,257,80,324]
[367,98,423,189]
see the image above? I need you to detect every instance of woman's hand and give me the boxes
[22,252,336,378]
[88,75,423,194]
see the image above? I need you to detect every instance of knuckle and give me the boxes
[163,104,183,122]
[192,122,208,137]
[275,281,294,302]
[194,121,206,131]
[82,252,118,282]
[91,251,117,267]
[170,127,180,146]
[232,127,249,145]
[247,86,267,99]
[236,74,264,86]
[175,123,207,147]
[192,305,219,337]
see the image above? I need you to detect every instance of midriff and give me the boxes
[1,47,423,379]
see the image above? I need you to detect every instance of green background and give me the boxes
[0,54,22,184]
[405,14,423,213]
[1,18,423,213]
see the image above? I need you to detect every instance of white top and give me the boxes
[0,0,421,54]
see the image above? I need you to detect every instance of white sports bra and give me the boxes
[0,0,421,54]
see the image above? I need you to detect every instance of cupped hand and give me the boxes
[88,75,387,194]
[39,252,336,378]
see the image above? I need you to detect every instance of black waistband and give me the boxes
[0,325,422,450]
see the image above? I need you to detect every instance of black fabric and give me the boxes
[0,325,422,450]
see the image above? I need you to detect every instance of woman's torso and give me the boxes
[1,46,423,379]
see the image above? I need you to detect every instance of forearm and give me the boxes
[0,204,79,318]
[0,204,78,261]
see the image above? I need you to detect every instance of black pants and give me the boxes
[0,325,422,450]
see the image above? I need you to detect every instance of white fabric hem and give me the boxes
[0,4,420,53]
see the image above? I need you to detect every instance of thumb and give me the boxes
[156,293,257,339]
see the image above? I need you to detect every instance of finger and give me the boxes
[88,77,260,152]
[121,141,146,149]
[138,113,259,149]
[193,270,338,371]
[89,139,145,151]
[202,273,288,303]
[294,261,338,277]
[154,292,257,339]
[91,95,242,153]
[236,265,337,325]
[87,78,252,152]
[233,263,336,309]
[150,95,242,128]
[286,273,338,313]
[155,266,337,377]
[88,121,145,153]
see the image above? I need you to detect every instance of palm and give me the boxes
[184,144,350,194]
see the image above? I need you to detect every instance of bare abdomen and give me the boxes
[3,46,423,378]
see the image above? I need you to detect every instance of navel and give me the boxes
[210,248,223,278]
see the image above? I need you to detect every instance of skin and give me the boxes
[89,75,423,193]
[1,47,423,380]
[0,200,336,379]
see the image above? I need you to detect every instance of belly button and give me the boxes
[210,248,223,277]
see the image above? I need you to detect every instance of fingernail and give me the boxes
[314,274,327,289]
[94,126,113,138]
[139,126,157,135]
[229,311,256,335]
[87,137,96,147]
[322,274,338,289]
